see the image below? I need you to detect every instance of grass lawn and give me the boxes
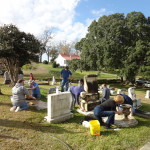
[0,68,150,150]
[22,63,118,80]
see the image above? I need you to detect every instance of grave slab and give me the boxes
[45,92,73,123]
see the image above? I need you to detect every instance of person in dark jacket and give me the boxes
[117,94,134,117]
[94,95,124,129]
[101,84,110,103]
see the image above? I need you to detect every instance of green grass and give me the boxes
[22,63,117,80]
[0,71,150,150]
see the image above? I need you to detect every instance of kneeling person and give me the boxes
[10,79,36,112]
[94,95,124,129]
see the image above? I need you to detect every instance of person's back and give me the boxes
[12,82,28,102]
[101,84,110,102]
[102,87,110,99]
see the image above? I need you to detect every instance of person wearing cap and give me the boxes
[94,95,124,129]
[60,66,72,92]
[10,79,36,112]
[28,80,41,98]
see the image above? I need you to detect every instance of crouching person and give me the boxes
[94,95,124,129]
[10,79,36,112]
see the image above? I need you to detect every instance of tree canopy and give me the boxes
[75,11,150,83]
[0,24,41,85]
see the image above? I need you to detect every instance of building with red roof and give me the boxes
[55,53,80,67]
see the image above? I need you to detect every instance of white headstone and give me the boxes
[145,90,150,99]
[128,87,141,109]
[117,89,122,94]
[128,87,136,100]
[45,92,73,123]
[51,76,56,85]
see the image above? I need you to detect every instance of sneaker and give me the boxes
[15,106,21,112]
[105,124,113,129]
[10,106,17,112]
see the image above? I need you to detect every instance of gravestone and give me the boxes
[51,76,56,85]
[145,90,150,99]
[80,74,100,112]
[45,92,73,123]
[117,89,124,94]
[18,74,24,80]
[3,71,11,84]
[128,87,141,109]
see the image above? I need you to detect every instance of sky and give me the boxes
[0,0,150,60]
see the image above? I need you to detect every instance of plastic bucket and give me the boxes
[89,120,100,136]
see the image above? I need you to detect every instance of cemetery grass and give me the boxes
[22,63,117,80]
[0,78,150,150]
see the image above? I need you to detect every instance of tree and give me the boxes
[75,11,150,83]
[57,41,75,54]
[49,47,59,63]
[39,28,53,63]
[0,24,40,85]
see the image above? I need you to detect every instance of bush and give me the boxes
[43,60,48,64]
[22,64,37,70]
[52,62,59,68]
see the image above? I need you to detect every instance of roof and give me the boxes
[60,54,80,60]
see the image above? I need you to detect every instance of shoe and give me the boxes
[105,124,113,129]
[10,106,17,111]
[100,122,106,126]
[15,106,21,112]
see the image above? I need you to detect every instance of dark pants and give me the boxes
[61,80,69,92]
[94,105,115,126]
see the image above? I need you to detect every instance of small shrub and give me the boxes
[43,60,48,64]
[52,62,59,68]
[22,64,37,70]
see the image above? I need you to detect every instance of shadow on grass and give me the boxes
[0,119,75,134]
[0,134,19,140]
[0,102,12,106]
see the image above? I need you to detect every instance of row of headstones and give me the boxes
[51,76,150,99]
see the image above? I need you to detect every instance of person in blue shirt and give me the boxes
[29,80,41,98]
[69,79,84,109]
[60,66,72,92]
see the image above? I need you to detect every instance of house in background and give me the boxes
[55,54,80,67]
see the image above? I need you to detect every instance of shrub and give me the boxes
[43,60,48,64]
[52,62,59,68]
[22,64,37,70]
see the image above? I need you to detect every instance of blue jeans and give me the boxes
[19,102,29,110]
[94,105,115,125]
[61,80,69,92]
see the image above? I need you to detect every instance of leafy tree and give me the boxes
[0,24,40,85]
[39,28,53,63]
[75,11,150,83]
[49,47,59,62]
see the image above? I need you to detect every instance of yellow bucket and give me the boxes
[89,120,100,136]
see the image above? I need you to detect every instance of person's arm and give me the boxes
[68,71,72,79]
[31,83,38,90]
[102,88,106,98]
[24,87,36,100]
[115,110,123,115]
